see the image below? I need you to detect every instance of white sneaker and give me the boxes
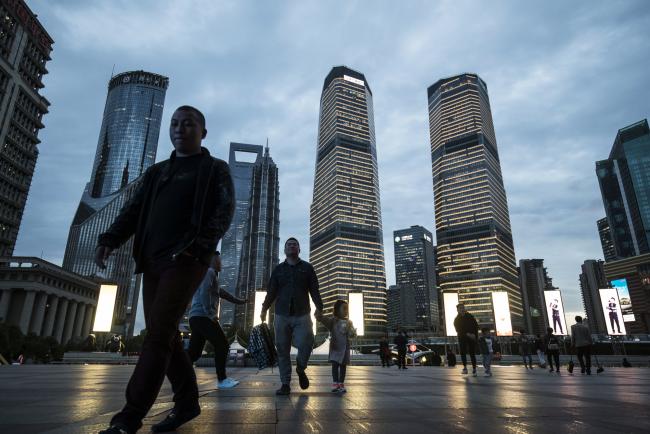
[461,367,468,374]
[484,372,492,377]
[472,369,478,377]
[217,378,240,389]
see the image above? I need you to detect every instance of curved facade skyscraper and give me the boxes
[428,73,522,330]
[310,66,386,335]
[63,70,168,335]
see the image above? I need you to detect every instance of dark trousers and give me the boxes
[459,338,477,369]
[547,350,560,371]
[111,257,207,431]
[397,350,407,368]
[379,350,389,367]
[331,361,347,383]
[609,312,621,333]
[576,345,592,373]
[187,316,229,381]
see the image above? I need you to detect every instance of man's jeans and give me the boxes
[576,345,592,373]
[482,353,493,373]
[274,313,314,386]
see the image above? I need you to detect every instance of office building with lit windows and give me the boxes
[428,73,522,329]
[310,66,386,335]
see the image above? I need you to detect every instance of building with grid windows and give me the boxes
[597,217,617,262]
[393,225,439,331]
[387,284,417,331]
[310,66,386,335]
[518,259,556,336]
[428,73,522,329]
[578,259,608,334]
[63,70,168,335]
[0,0,53,257]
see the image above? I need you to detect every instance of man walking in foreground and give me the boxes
[260,238,323,395]
[96,106,235,434]
[454,303,479,377]
[571,315,593,375]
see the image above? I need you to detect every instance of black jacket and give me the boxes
[394,333,408,350]
[261,259,323,317]
[98,147,235,273]
[454,312,479,339]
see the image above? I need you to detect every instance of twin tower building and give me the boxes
[63,67,522,336]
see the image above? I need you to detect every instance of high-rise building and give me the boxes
[235,146,280,333]
[518,259,556,336]
[219,143,263,326]
[393,225,439,331]
[578,259,608,334]
[596,119,650,259]
[0,1,53,256]
[63,70,168,334]
[597,217,617,262]
[310,66,386,335]
[603,254,650,333]
[428,73,522,329]
[386,284,416,331]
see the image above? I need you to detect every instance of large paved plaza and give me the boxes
[1,364,649,433]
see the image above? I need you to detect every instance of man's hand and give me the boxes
[94,245,113,269]
[466,332,476,341]
[260,309,267,323]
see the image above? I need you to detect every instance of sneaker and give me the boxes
[472,369,477,377]
[151,406,201,433]
[99,424,131,434]
[217,378,240,389]
[297,368,310,390]
[484,372,492,377]
[461,367,468,374]
[403,366,408,370]
[529,366,533,370]
[549,368,554,373]
[556,370,561,375]
[338,383,347,393]
[331,383,340,392]
[276,384,291,395]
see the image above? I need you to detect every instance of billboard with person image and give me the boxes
[543,290,568,336]
[599,287,627,336]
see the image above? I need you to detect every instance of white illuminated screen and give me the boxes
[93,284,118,332]
[599,288,627,335]
[491,292,513,336]
[310,298,317,335]
[543,290,568,336]
[443,292,459,337]
[348,292,364,336]
[343,75,365,86]
[252,291,266,327]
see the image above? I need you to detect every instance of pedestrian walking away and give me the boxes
[535,334,546,368]
[316,300,357,393]
[260,238,323,396]
[394,330,408,370]
[454,303,479,376]
[379,334,391,367]
[478,328,494,377]
[186,251,247,389]
[570,315,593,375]
[519,329,534,370]
[545,327,561,374]
[96,106,235,434]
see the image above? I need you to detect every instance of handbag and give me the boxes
[567,355,574,374]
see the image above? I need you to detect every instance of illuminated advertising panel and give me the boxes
[610,279,635,322]
[599,288,627,335]
[491,292,513,336]
[443,292,459,337]
[348,292,364,336]
[93,284,118,332]
[252,290,266,327]
[543,290,568,336]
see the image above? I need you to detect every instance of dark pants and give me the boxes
[397,349,407,368]
[111,257,207,432]
[547,350,560,371]
[379,349,389,366]
[459,338,477,369]
[553,315,563,334]
[576,345,592,373]
[188,316,229,381]
[331,361,347,383]
[609,312,621,333]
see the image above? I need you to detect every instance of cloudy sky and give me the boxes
[15,0,650,316]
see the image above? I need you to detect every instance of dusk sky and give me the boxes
[14,0,650,317]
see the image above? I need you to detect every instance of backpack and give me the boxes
[248,323,278,370]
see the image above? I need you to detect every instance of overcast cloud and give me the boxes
[15,0,650,316]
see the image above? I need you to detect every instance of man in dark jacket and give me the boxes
[260,238,323,395]
[97,106,235,434]
[453,303,479,376]
[394,330,408,370]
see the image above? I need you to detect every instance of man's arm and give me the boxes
[307,265,323,312]
[219,287,246,305]
[260,268,279,321]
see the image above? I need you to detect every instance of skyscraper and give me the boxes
[518,259,555,336]
[596,119,650,259]
[393,225,439,331]
[219,143,263,326]
[578,259,608,334]
[428,73,522,329]
[310,66,386,335]
[597,217,617,262]
[386,284,417,331]
[63,70,168,334]
[235,146,280,333]
[0,1,53,256]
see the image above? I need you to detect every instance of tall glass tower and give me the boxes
[310,66,386,335]
[63,70,168,335]
[427,73,522,329]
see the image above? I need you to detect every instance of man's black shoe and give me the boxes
[276,384,291,395]
[151,406,200,432]
[297,368,310,390]
[99,424,132,434]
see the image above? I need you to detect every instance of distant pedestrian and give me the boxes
[519,330,534,370]
[446,351,457,367]
[379,334,390,367]
[545,327,561,374]
[316,300,356,393]
[187,252,247,388]
[454,303,479,376]
[394,330,408,370]
[535,334,546,368]
[478,328,494,377]
[431,351,442,367]
[570,316,593,375]
[622,358,632,367]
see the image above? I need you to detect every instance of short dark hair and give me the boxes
[214,250,220,256]
[575,315,582,323]
[456,303,465,309]
[175,105,206,129]
[285,237,300,247]
[333,299,348,318]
